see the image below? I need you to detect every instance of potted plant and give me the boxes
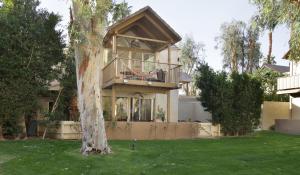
[156,106,165,122]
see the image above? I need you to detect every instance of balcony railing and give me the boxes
[277,75,300,91]
[102,58,181,88]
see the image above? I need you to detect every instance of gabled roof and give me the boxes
[103,6,181,51]
[262,63,289,73]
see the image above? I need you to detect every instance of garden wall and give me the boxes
[261,101,290,130]
[275,119,300,135]
[44,121,221,140]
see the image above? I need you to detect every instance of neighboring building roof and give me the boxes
[49,80,61,91]
[282,50,290,59]
[180,72,192,83]
[262,63,289,73]
[103,6,181,51]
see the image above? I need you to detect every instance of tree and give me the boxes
[251,0,280,64]
[195,63,263,135]
[245,24,262,73]
[71,0,111,155]
[179,35,205,95]
[253,68,289,102]
[108,0,131,25]
[216,20,245,72]
[0,0,65,138]
[250,0,300,61]
[52,47,78,121]
[216,20,262,73]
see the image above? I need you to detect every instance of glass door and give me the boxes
[131,97,152,122]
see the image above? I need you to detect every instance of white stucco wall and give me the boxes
[291,97,300,120]
[178,96,212,122]
[290,61,300,76]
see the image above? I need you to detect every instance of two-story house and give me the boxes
[100,6,181,123]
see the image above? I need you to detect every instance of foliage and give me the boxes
[250,0,300,61]
[179,35,205,75]
[0,0,65,136]
[251,0,280,63]
[195,63,263,135]
[156,106,165,122]
[51,48,78,121]
[108,0,132,25]
[253,68,289,102]
[216,20,262,73]
[179,35,205,95]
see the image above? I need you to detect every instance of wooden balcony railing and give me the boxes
[277,75,300,91]
[102,58,181,88]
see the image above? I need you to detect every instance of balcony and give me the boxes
[277,75,300,94]
[102,58,181,90]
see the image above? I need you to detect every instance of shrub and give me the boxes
[195,63,263,135]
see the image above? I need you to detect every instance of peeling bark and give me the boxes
[72,0,111,155]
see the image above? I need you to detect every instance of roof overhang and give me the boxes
[103,6,181,51]
[277,88,300,95]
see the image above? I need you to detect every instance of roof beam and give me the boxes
[116,34,169,44]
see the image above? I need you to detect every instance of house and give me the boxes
[101,6,182,123]
[276,51,300,134]
[39,6,221,140]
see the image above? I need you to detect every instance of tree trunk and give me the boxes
[231,47,238,72]
[0,125,4,141]
[248,33,254,73]
[267,31,273,64]
[72,0,111,155]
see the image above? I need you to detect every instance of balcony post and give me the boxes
[112,34,118,78]
[111,85,116,121]
[168,45,171,82]
[112,34,117,59]
[167,91,171,122]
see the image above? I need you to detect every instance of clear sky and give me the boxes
[40,0,290,70]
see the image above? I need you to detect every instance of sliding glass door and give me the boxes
[131,97,152,122]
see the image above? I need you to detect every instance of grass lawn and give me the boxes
[1,131,300,175]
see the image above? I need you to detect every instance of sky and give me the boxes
[39,0,290,71]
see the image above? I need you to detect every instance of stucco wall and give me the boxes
[45,121,221,140]
[291,97,300,120]
[261,101,290,130]
[275,119,300,135]
[178,96,211,122]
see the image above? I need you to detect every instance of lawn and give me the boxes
[1,132,300,175]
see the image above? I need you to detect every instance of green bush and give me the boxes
[195,63,263,135]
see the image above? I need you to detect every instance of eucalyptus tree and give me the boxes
[251,0,280,64]
[179,35,205,95]
[245,24,262,73]
[216,20,262,73]
[71,0,112,155]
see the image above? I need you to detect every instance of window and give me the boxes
[116,97,129,121]
[131,98,152,122]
